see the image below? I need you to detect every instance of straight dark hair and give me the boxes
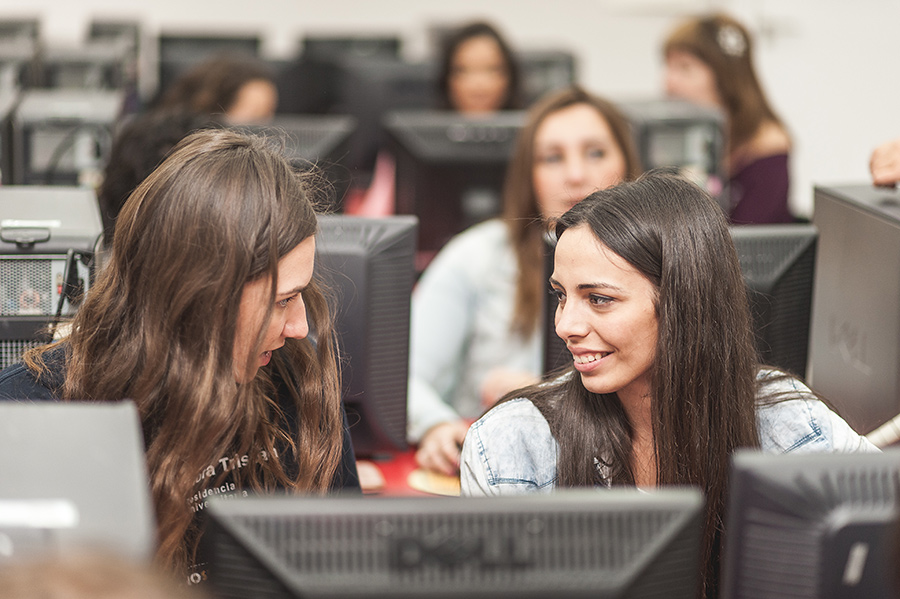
[528,172,761,598]
[436,20,521,111]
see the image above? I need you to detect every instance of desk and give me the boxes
[358,448,459,497]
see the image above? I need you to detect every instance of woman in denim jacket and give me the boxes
[460,172,876,599]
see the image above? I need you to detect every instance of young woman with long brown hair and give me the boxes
[460,172,876,598]
[663,13,794,224]
[0,129,359,581]
[409,86,642,476]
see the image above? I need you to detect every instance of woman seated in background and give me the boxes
[96,109,220,247]
[0,130,360,581]
[409,86,642,476]
[664,13,794,224]
[437,20,521,114]
[460,172,876,598]
[153,53,278,124]
[352,20,522,215]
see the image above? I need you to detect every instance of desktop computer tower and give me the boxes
[0,186,101,370]
[808,184,900,434]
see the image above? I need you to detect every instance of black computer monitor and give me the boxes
[331,57,437,175]
[156,32,261,99]
[301,35,401,61]
[276,36,404,117]
[384,109,524,270]
[808,184,900,436]
[203,488,704,598]
[721,449,900,599]
[542,224,818,379]
[232,114,356,211]
[731,224,818,378]
[315,215,417,457]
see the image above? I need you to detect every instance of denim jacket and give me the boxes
[460,372,879,496]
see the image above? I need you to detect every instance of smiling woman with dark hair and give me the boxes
[460,172,875,599]
[409,86,642,476]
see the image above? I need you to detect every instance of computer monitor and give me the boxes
[384,109,525,270]
[331,57,437,174]
[721,449,900,599]
[731,224,818,378]
[36,41,129,90]
[0,18,39,44]
[518,49,577,105]
[619,98,727,211]
[10,89,123,185]
[301,35,401,61]
[808,184,900,435]
[0,37,36,91]
[203,488,704,598]
[156,32,261,99]
[542,224,818,379]
[314,215,417,457]
[232,114,356,210]
[0,400,155,563]
[276,35,404,117]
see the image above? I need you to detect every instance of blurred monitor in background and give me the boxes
[276,34,402,117]
[619,98,727,211]
[155,32,261,106]
[9,88,123,186]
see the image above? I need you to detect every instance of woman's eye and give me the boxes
[589,294,613,306]
[549,288,565,304]
[278,295,297,308]
[536,153,562,165]
[587,147,606,159]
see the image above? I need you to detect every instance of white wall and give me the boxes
[2,0,896,216]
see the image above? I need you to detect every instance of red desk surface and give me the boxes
[359,448,449,497]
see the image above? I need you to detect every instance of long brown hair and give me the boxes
[663,13,786,156]
[502,86,642,337]
[530,172,761,598]
[26,130,343,573]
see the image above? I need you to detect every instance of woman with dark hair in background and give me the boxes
[409,86,642,476]
[96,109,220,246]
[349,20,523,215]
[437,20,521,114]
[460,172,875,598]
[0,129,359,581]
[664,13,794,224]
[154,53,278,124]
